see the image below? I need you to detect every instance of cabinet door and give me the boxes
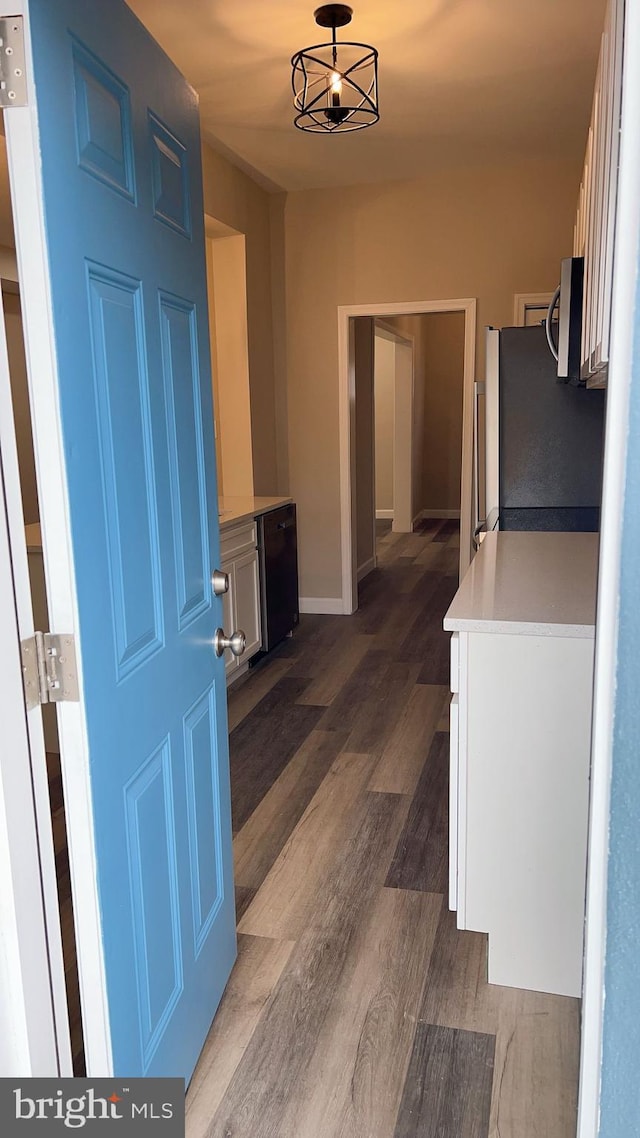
[220,559,238,677]
[233,549,262,661]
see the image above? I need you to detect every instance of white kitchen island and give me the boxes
[444,531,598,997]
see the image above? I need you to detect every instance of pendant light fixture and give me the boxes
[291,5,379,133]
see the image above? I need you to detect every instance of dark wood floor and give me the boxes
[186,519,580,1138]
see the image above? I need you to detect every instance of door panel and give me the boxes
[19,0,236,1079]
[234,549,262,660]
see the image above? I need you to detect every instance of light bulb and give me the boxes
[330,71,342,95]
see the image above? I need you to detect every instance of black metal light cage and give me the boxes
[291,34,379,133]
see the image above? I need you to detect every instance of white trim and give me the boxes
[3,0,112,1075]
[0,440,59,1075]
[419,508,461,520]
[374,319,413,347]
[339,298,476,615]
[513,291,555,326]
[226,661,250,687]
[0,281,72,1073]
[578,1,639,1133]
[376,509,394,519]
[357,557,376,583]
[299,596,346,615]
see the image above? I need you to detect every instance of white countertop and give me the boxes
[444,531,599,638]
[218,495,293,530]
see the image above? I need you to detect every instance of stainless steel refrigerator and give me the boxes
[475,324,606,542]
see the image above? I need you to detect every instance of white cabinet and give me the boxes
[219,520,262,681]
[445,532,598,998]
[574,0,624,386]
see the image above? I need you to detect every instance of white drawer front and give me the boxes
[220,521,257,562]
[449,694,459,912]
[450,632,460,693]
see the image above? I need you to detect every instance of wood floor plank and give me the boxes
[432,518,461,543]
[419,906,581,1138]
[385,731,449,893]
[230,676,325,832]
[209,792,409,1138]
[238,751,386,941]
[318,649,388,730]
[437,704,451,732]
[296,635,373,706]
[318,648,421,754]
[226,658,293,732]
[396,574,458,672]
[343,661,421,755]
[393,1023,495,1138]
[376,531,420,563]
[488,991,580,1138]
[282,888,443,1138]
[369,684,450,795]
[283,616,351,681]
[234,885,256,924]
[233,728,350,890]
[186,934,295,1137]
[418,903,494,1033]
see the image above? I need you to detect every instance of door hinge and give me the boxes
[21,632,79,710]
[0,16,27,108]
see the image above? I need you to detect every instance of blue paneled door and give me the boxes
[24,0,236,1078]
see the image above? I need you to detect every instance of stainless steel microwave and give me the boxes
[545,256,584,384]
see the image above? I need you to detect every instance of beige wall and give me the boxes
[201,144,280,495]
[283,157,581,599]
[421,312,466,513]
[374,334,394,513]
[354,317,375,575]
[206,234,254,497]
[5,291,38,525]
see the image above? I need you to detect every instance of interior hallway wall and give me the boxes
[421,311,466,514]
[374,333,395,515]
[283,156,580,601]
[206,234,255,497]
[354,318,375,576]
[5,291,38,525]
[201,144,281,495]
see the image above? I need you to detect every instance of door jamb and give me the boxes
[577,0,640,1131]
[0,271,74,1073]
[338,299,476,614]
[2,0,112,1075]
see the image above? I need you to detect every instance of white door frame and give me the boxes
[512,291,555,326]
[577,0,640,1132]
[0,272,74,1074]
[0,422,60,1075]
[2,0,112,1075]
[338,299,477,614]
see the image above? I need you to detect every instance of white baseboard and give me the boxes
[419,508,461,519]
[299,596,346,615]
[226,661,249,687]
[376,509,394,519]
[357,556,376,583]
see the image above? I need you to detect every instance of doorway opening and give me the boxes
[339,300,476,614]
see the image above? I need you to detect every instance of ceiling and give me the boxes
[127,0,606,192]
